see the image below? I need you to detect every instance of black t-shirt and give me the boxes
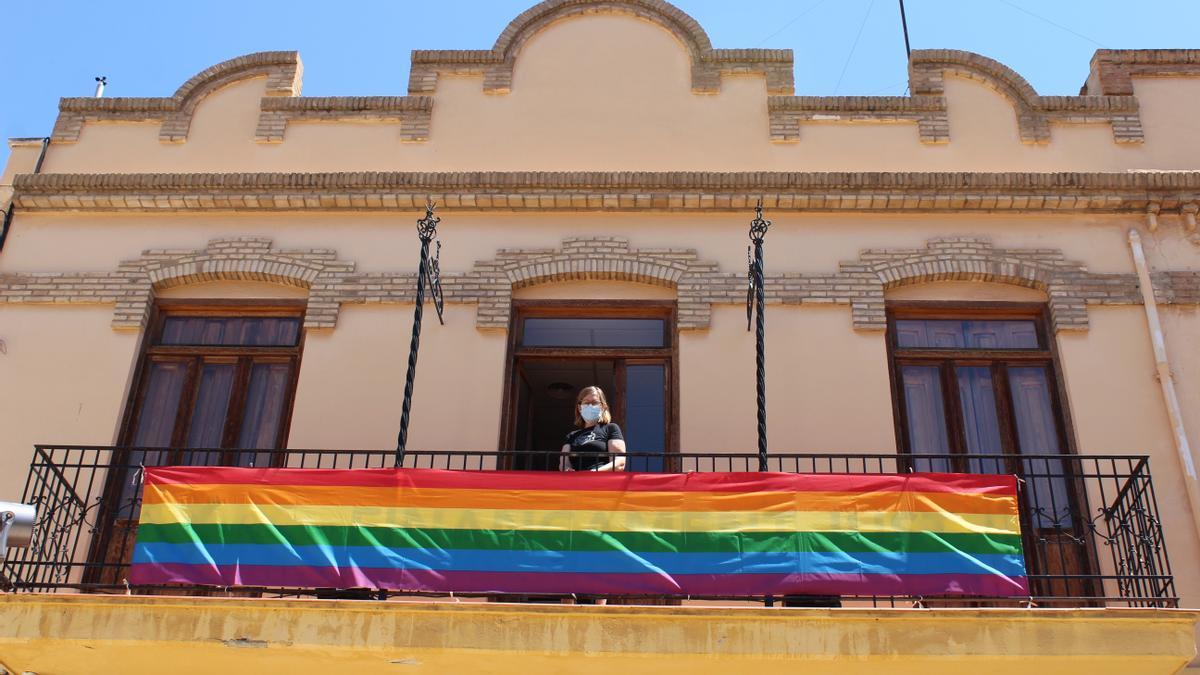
[564,423,624,471]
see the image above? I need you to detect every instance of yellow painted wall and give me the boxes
[1,595,1197,675]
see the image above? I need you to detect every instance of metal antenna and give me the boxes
[898,0,912,59]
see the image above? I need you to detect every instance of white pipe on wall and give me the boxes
[1128,228,1200,536]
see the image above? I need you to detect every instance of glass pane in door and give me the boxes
[235,362,292,467]
[955,366,1005,474]
[522,318,665,348]
[895,320,1040,349]
[182,362,237,465]
[125,360,189,508]
[132,361,189,447]
[161,316,301,347]
[623,364,666,472]
[1009,366,1071,528]
[899,365,952,472]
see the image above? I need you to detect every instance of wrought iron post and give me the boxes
[395,201,446,467]
[746,200,771,472]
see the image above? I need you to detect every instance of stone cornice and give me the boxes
[10,171,1200,213]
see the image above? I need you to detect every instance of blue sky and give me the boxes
[3,0,1199,167]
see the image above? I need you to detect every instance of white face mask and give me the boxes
[580,403,603,423]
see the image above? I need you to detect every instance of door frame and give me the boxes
[497,299,680,461]
[89,298,307,585]
[883,300,1098,599]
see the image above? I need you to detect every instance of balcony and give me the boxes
[1,446,1179,608]
[3,446,1198,675]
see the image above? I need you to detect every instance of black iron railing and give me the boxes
[0,445,1178,608]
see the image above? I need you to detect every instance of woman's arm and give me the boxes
[559,443,574,471]
[592,438,627,472]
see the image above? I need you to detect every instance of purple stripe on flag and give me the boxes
[131,563,1029,597]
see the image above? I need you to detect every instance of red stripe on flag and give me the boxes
[143,467,1017,496]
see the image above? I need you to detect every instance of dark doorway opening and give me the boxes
[500,301,677,471]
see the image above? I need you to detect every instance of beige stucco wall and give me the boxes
[680,304,895,454]
[0,141,42,208]
[289,304,508,453]
[1057,306,1200,606]
[0,306,139,500]
[3,210,1188,279]
[30,15,1200,176]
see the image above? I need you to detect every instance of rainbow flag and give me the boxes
[130,467,1028,597]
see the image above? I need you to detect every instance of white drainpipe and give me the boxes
[1128,228,1200,536]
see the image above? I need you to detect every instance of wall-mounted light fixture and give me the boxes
[0,501,36,564]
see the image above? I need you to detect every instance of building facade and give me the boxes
[1,0,1199,672]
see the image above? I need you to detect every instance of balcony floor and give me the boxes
[0,594,1197,674]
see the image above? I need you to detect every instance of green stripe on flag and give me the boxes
[136,523,1023,556]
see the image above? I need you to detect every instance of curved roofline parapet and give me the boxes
[408,0,794,96]
[909,49,1142,144]
[47,11,1200,149]
[52,51,304,144]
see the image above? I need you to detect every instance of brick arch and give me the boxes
[408,0,793,95]
[844,238,1091,333]
[465,236,718,330]
[485,0,729,95]
[506,255,687,289]
[910,49,1052,144]
[50,52,305,145]
[159,51,303,143]
[879,260,1052,292]
[148,257,320,292]
[107,237,354,331]
[494,0,712,66]
[912,50,1041,107]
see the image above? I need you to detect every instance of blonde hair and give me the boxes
[574,386,612,427]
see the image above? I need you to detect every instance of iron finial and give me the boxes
[417,199,440,241]
[749,198,770,245]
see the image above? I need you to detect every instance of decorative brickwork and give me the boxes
[255,96,433,143]
[465,236,710,329]
[52,52,302,144]
[3,236,1197,335]
[768,96,949,144]
[0,238,353,331]
[308,237,722,330]
[842,238,1093,331]
[45,19,1200,148]
[1085,50,1200,96]
[408,0,794,96]
[910,50,1143,144]
[14,171,1200,215]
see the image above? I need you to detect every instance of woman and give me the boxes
[561,386,626,472]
